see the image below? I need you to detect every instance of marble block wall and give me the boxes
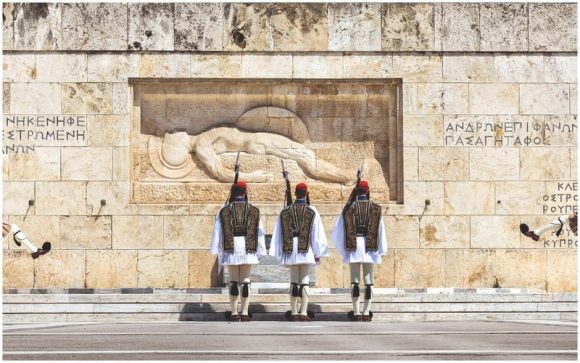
[2,3,577,292]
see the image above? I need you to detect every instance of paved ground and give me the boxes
[3,320,577,360]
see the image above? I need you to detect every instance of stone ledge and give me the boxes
[3,3,576,52]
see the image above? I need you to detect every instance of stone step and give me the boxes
[3,301,577,314]
[3,311,576,323]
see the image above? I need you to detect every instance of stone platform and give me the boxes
[3,288,576,323]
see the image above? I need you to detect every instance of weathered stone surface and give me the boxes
[418,147,468,180]
[382,3,435,51]
[269,4,328,51]
[222,3,272,51]
[3,251,34,288]
[164,216,215,249]
[403,115,443,147]
[9,147,60,181]
[314,249,345,288]
[190,54,241,78]
[3,3,14,50]
[544,116,577,146]
[13,3,62,50]
[189,251,219,288]
[35,181,86,216]
[87,181,135,215]
[3,54,36,81]
[3,82,9,114]
[403,83,417,115]
[471,216,521,248]
[62,3,127,50]
[392,55,442,82]
[342,55,392,78]
[403,181,445,215]
[374,253,396,288]
[569,84,578,115]
[480,3,528,51]
[9,216,61,250]
[86,250,138,288]
[241,55,292,78]
[495,181,546,215]
[492,250,547,290]
[420,216,469,249]
[10,83,61,114]
[469,84,519,115]
[138,250,189,288]
[445,182,495,215]
[112,216,163,249]
[113,147,129,181]
[521,84,570,115]
[529,3,577,51]
[36,54,87,82]
[34,251,85,288]
[434,3,480,51]
[493,54,544,83]
[403,147,418,181]
[61,147,112,180]
[328,3,381,51]
[62,83,113,114]
[128,3,174,51]
[445,250,496,288]
[383,216,417,249]
[293,55,343,78]
[88,115,130,147]
[2,181,34,215]
[140,54,190,77]
[469,148,519,181]
[443,55,494,82]
[112,83,130,115]
[416,83,468,114]
[546,250,577,292]
[520,148,570,180]
[544,55,577,83]
[61,216,111,249]
[87,54,139,82]
[394,249,445,288]
[175,3,222,51]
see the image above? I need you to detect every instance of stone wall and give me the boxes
[2,3,577,292]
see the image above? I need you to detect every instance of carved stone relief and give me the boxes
[131,80,403,204]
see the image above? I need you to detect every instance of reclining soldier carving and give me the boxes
[148,107,355,185]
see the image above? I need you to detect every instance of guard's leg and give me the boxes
[534,215,570,236]
[228,265,240,320]
[289,265,300,319]
[298,264,311,320]
[349,263,362,320]
[11,225,38,253]
[240,264,252,321]
[362,263,374,321]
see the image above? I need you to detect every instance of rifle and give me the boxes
[281,160,293,207]
[343,161,364,213]
[225,151,241,205]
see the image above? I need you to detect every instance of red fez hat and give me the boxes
[296,182,308,192]
[357,180,369,193]
[232,181,247,196]
[236,181,247,191]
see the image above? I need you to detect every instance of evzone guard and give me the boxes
[520,212,578,241]
[331,177,387,322]
[2,223,51,259]
[210,154,266,322]
[271,164,329,321]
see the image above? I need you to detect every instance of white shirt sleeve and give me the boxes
[209,214,222,255]
[310,208,329,258]
[257,218,267,256]
[269,215,282,257]
[331,214,345,258]
[378,216,388,256]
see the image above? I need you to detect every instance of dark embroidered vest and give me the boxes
[343,201,382,252]
[280,204,316,253]
[219,202,260,253]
